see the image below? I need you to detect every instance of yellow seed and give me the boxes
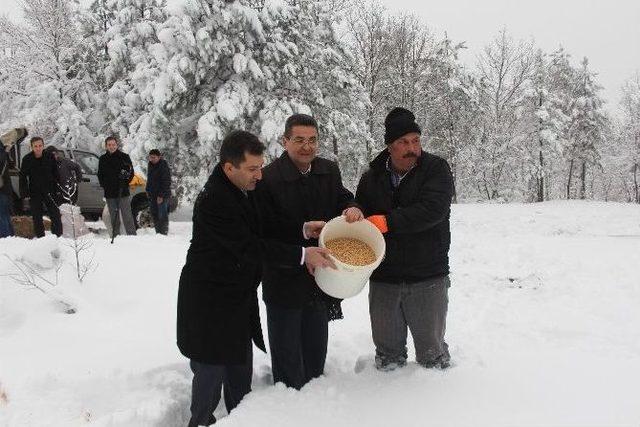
[325,238,376,266]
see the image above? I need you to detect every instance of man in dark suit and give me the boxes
[177,130,334,427]
[255,114,363,390]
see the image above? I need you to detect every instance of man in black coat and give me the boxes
[45,147,83,205]
[177,130,335,427]
[98,136,136,236]
[1,128,28,237]
[18,137,62,238]
[356,107,454,371]
[255,114,363,390]
[145,149,171,235]
[0,145,14,237]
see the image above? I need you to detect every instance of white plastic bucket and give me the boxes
[315,216,386,299]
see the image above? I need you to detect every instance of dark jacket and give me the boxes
[177,164,302,365]
[0,149,12,197]
[255,152,356,313]
[97,150,134,198]
[19,151,59,197]
[355,150,454,284]
[145,159,171,198]
[56,157,83,193]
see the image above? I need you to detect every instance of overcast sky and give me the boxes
[375,0,640,115]
[2,0,638,113]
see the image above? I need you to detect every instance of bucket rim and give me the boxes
[318,215,385,271]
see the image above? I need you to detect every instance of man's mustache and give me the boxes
[403,152,419,158]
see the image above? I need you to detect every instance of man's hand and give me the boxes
[303,221,326,239]
[342,207,364,223]
[157,196,164,204]
[304,246,337,275]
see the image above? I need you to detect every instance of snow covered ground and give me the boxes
[1,201,640,427]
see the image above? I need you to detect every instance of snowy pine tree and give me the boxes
[426,35,479,203]
[122,0,370,200]
[260,0,371,187]
[103,0,169,162]
[521,49,568,202]
[564,57,608,199]
[0,0,96,148]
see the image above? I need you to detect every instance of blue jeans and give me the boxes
[149,197,169,235]
[0,193,14,238]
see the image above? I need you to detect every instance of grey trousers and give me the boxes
[106,196,136,236]
[369,275,450,369]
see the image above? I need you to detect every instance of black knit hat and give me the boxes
[384,107,421,144]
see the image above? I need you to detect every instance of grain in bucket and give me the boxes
[315,216,386,299]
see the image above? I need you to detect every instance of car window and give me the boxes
[74,151,99,175]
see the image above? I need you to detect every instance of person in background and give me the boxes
[45,146,83,205]
[0,144,14,237]
[145,149,171,235]
[97,136,136,237]
[18,137,62,238]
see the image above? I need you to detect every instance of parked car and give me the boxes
[7,142,170,227]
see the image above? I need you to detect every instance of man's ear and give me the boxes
[223,162,234,175]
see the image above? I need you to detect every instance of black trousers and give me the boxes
[188,344,253,427]
[30,192,62,238]
[266,300,328,390]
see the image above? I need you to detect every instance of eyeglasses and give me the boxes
[287,137,318,147]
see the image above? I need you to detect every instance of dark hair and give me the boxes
[149,149,161,157]
[220,130,265,168]
[105,136,118,145]
[284,114,318,138]
[30,136,44,146]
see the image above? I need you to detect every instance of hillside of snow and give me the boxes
[1,201,639,426]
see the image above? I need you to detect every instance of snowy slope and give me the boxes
[1,201,639,427]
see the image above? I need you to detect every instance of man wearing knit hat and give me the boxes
[356,107,454,371]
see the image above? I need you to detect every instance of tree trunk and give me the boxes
[633,163,639,204]
[537,144,544,202]
[566,159,574,199]
[579,161,587,200]
[537,93,544,202]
